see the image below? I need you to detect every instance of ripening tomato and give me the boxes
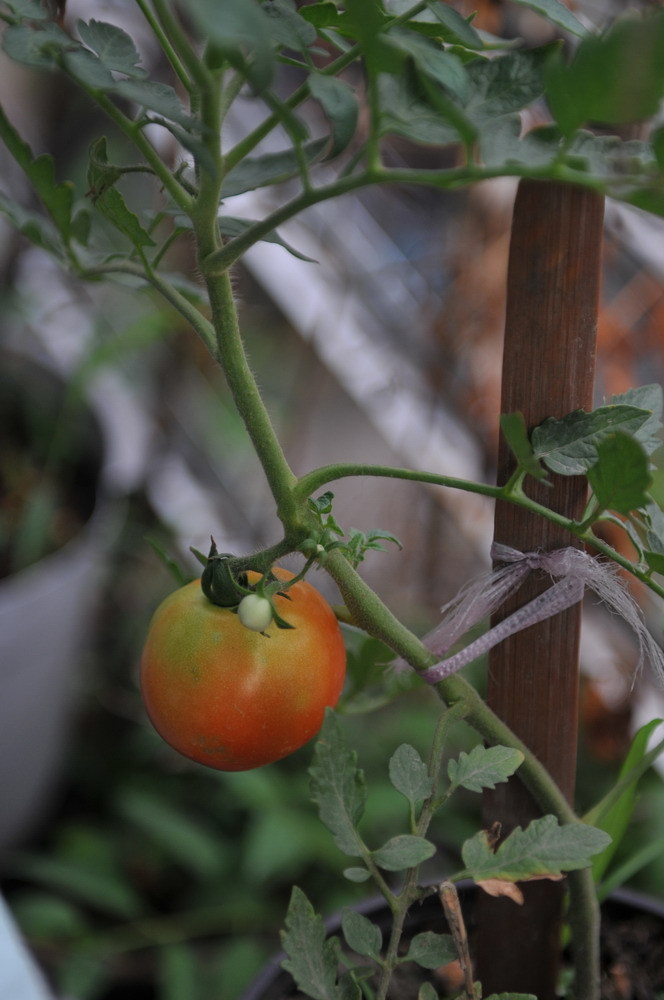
[139,568,346,771]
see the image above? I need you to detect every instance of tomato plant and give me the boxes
[140,569,346,771]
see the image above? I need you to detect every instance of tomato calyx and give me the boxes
[191,538,298,631]
[191,539,249,607]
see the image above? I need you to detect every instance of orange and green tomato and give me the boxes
[139,568,346,771]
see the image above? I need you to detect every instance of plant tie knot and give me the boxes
[396,545,664,685]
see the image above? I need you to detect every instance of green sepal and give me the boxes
[198,538,248,607]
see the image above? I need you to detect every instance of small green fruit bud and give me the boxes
[238,594,273,632]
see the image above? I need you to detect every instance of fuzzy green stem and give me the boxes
[150,0,211,90]
[297,461,664,602]
[134,0,191,92]
[203,270,299,526]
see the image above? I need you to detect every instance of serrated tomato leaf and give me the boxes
[531,405,651,475]
[462,815,611,883]
[447,745,524,794]
[309,711,366,858]
[280,887,342,1000]
[388,744,432,806]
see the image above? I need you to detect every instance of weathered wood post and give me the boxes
[476,180,605,998]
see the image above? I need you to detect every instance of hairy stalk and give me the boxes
[202,270,299,524]
[298,461,664,602]
[134,0,191,92]
[150,0,211,90]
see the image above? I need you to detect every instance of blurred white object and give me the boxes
[0,895,55,1000]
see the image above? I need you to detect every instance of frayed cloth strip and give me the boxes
[400,544,664,685]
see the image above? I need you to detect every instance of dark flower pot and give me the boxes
[241,882,664,1000]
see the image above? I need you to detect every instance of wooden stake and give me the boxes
[476,180,604,999]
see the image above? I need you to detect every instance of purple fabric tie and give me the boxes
[399,544,664,685]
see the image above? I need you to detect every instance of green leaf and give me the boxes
[484,994,538,1000]
[343,867,371,883]
[587,433,652,515]
[115,788,223,877]
[479,117,561,170]
[113,79,194,127]
[62,46,115,89]
[7,852,143,920]
[0,190,61,254]
[546,13,664,137]
[611,384,663,456]
[463,47,554,125]
[219,215,317,263]
[280,887,342,1000]
[462,815,611,883]
[87,139,155,250]
[447,745,524,794]
[508,0,587,38]
[586,720,664,884]
[653,127,664,170]
[2,20,67,69]
[76,19,146,78]
[344,0,395,74]
[406,931,457,969]
[11,891,89,942]
[531,405,651,475]
[221,138,327,197]
[0,104,74,242]
[159,944,202,1000]
[645,550,664,575]
[341,909,382,960]
[299,1,346,32]
[388,743,433,806]
[58,953,108,1000]
[371,834,436,872]
[309,711,367,858]
[190,0,275,92]
[308,73,358,158]
[1,0,51,20]
[262,0,317,52]
[385,28,469,100]
[418,985,439,1000]
[426,3,484,49]
[378,72,461,147]
[500,411,548,480]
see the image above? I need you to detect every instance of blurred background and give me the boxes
[1,0,664,998]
